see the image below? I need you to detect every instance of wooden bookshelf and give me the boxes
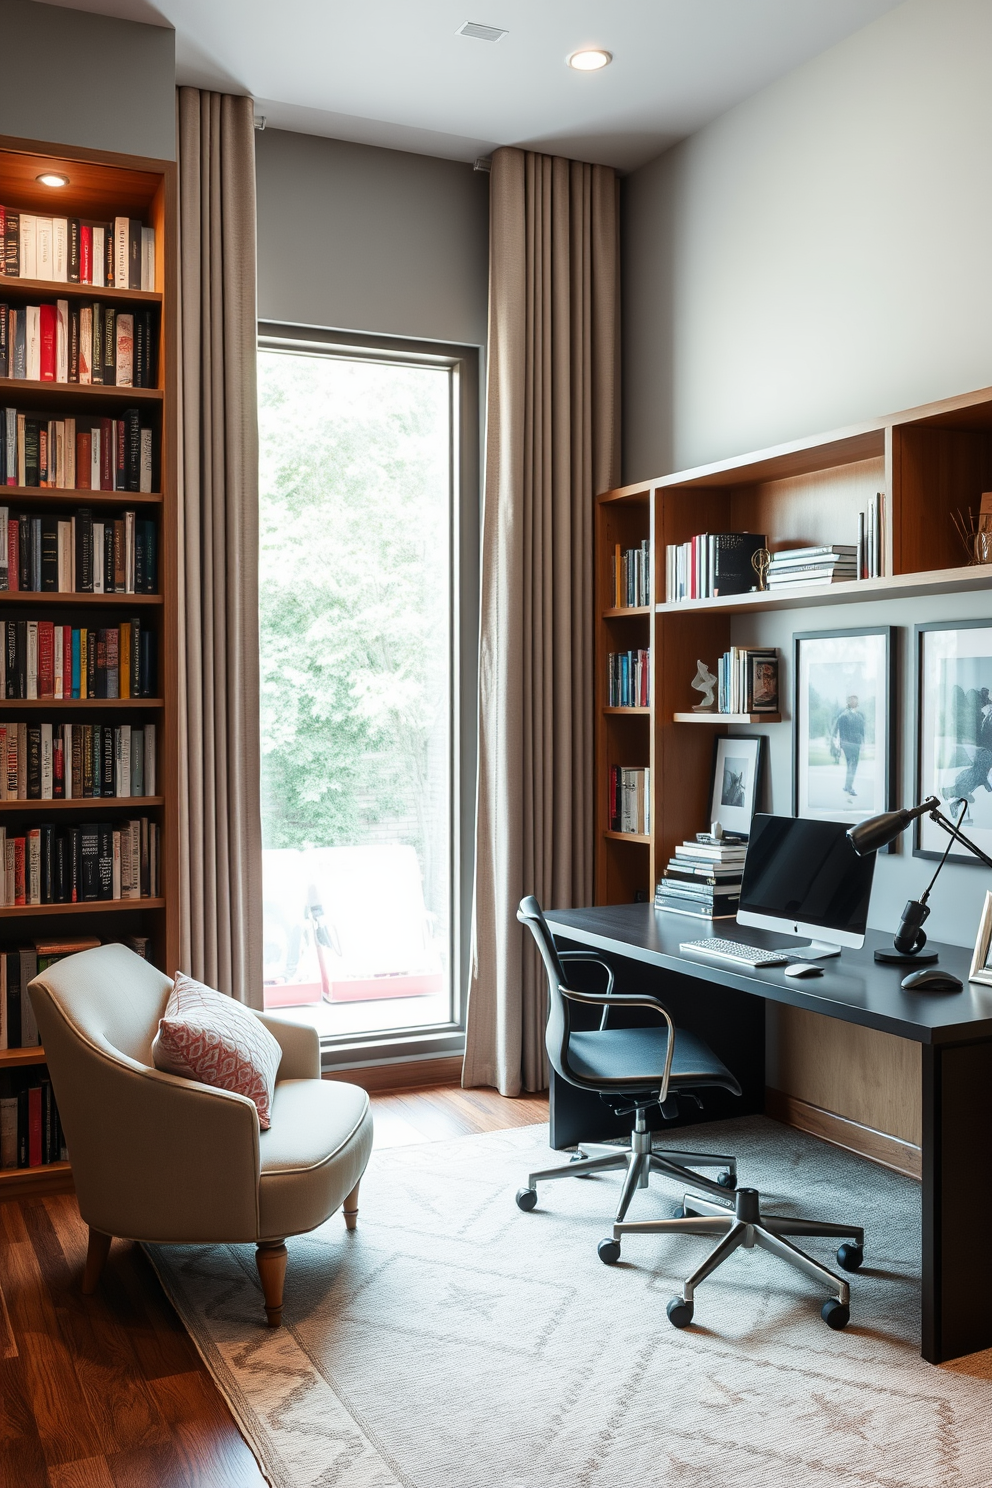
[0,134,177,1196]
[594,382,992,903]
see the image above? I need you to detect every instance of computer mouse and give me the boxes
[900,967,963,992]
[784,963,824,978]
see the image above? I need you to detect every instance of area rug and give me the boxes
[147,1117,992,1488]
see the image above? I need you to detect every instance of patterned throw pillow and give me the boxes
[152,973,282,1129]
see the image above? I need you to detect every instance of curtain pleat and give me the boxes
[176,88,263,1005]
[464,147,620,1095]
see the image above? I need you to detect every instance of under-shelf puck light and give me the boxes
[36,172,70,188]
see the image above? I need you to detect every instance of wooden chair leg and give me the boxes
[82,1228,112,1294]
[255,1240,288,1328]
[343,1181,361,1230]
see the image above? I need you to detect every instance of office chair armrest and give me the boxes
[557,953,615,1027]
[558,986,678,1103]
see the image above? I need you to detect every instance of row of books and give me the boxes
[1,410,155,491]
[857,492,884,580]
[0,210,156,291]
[1,935,149,1053]
[0,721,156,800]
[0,303,157,387]
[608,764,650,834]
[2,621,157,699]
[716,647,779,715]
[766,545,857,588]
[1,508,156,592]
[665,532,766,603]
[612,540,651,608]
[0,817,160,906]
[607,648,650,708]
[653,835,747,919]
[0,1072,65,1168]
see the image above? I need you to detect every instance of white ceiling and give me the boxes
[41,0,907,171]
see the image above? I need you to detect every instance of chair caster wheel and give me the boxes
[836,1243,863,1272]
[667,1297,694,1329]
[716,1170,736,1189]
[598,1238,621,1265]
[515,1187,537,1212]
[672,1204,687,1219]
[821,1298,850,1330]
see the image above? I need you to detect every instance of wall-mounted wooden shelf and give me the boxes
[0,797,163,812]
[0,378,162,401]
[0,486,162,504]
[0,897,165,917]
[0,276,161,305]
[0,1045,46,1068]
[0,591,161,605]
[656,563,992,616]
[673,712,781,724]
[0,698,163,710]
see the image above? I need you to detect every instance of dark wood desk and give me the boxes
[544,903,992,1365]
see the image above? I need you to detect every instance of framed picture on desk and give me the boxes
[793,627,894,829]
[917,620,992,862]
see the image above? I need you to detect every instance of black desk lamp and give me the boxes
[847,796,992,965]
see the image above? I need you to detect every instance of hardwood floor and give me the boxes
[0,1084,548,1487]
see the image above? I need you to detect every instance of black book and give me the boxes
[54,830,68,903]
[68,305,79,383]
[125,407,141,491]
[75,508,94,592]
[103,306,116,386]
[129,220,142,290]
[40,823,54,904]
[134,313,146,390]
[139,627,155,696]
[18,516,29,590]
[130,619,140,695]
[41,1080,54,1165]
[142,308,156,389]
[91,303,103,386]
[23,420,40,488]
[40,518,59,591]
[711,533,768,597]
[3,621,14,696]
[101,725,114,795]
[17,1087,28,1167]
[12,310,25,378]
[97,823,113,900]
[135,521,157,593]
[79,823,100,901]
[68,825,81,902]
[26,725,41,799]
[67,219,81,283]
[4,210,19,276]
[5,951,21,1048]
[13,620,26,697]
[0,304,7,378]
[105,226,115,289]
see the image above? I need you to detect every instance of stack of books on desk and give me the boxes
[765,545,857,587]
[654,836,748,919]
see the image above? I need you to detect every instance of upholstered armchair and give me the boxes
[29,943,373,1327]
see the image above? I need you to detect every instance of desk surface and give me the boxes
[545,903,992,1045]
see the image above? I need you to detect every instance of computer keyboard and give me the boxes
[679,937,790,969]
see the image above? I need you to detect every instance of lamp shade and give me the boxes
[847,810,913,856]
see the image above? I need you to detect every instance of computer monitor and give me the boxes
[736,814,876,958]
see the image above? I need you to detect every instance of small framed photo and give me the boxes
[793,627,894,829]
[708,735,765,838]
[968,891,992,986]
[917,621,992,863]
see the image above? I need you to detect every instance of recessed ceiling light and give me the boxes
[36,171,70,188]
[567,49,612,72]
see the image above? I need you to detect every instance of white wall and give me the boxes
[622,0,992,480]
[255,128,489,347]
[0,0,175,161]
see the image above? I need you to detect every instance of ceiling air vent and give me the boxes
[458,21,508,42]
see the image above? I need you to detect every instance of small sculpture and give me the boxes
[751,547,771,591]
[691,660,717,711]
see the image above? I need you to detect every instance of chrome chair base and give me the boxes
[601,1185,865,1331]
[516,1109,738,1224]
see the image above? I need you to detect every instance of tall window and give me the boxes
[257,335,473,1047]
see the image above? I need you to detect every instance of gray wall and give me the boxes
[622,0,992,480]
[255,128,489,347]
[0,1,175,160]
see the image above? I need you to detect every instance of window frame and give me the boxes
[257,322,481,1068]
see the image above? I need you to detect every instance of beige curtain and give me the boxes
[464,147,620,1095]
[176,88,263,1005]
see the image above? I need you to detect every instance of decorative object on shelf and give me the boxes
[968,891,992,987]
[916,620,992,862]
[690,659,716,711]
[750,546,770,591]
[950,501,992,566]
[707,735,764,839]
[848,795,986,977]
[793,628,893,831]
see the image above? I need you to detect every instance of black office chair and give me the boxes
[515,896,866,1331]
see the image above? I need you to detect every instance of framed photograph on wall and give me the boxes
[917,620,992,862]
[793,627,894,829]
[707,735,765,838]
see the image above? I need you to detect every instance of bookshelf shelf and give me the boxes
[0,487,162,504]
[603,706,650,716]
[0,698,163,710]
[0,591,161,605]
[0,897,165,918]
[594,382,992,905]
[603,830,651,845]
[0,797,163,812]
[673,712,782,724]
[0,1046,46,1067]
[0,277,162,305]
[603,605,650,618]
[0,378,162,402]
[0,1161,73,1198]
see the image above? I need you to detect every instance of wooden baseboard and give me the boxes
[0,1162,75,1201]
[766,1087,922,1180]
[323,1055,464,1094]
